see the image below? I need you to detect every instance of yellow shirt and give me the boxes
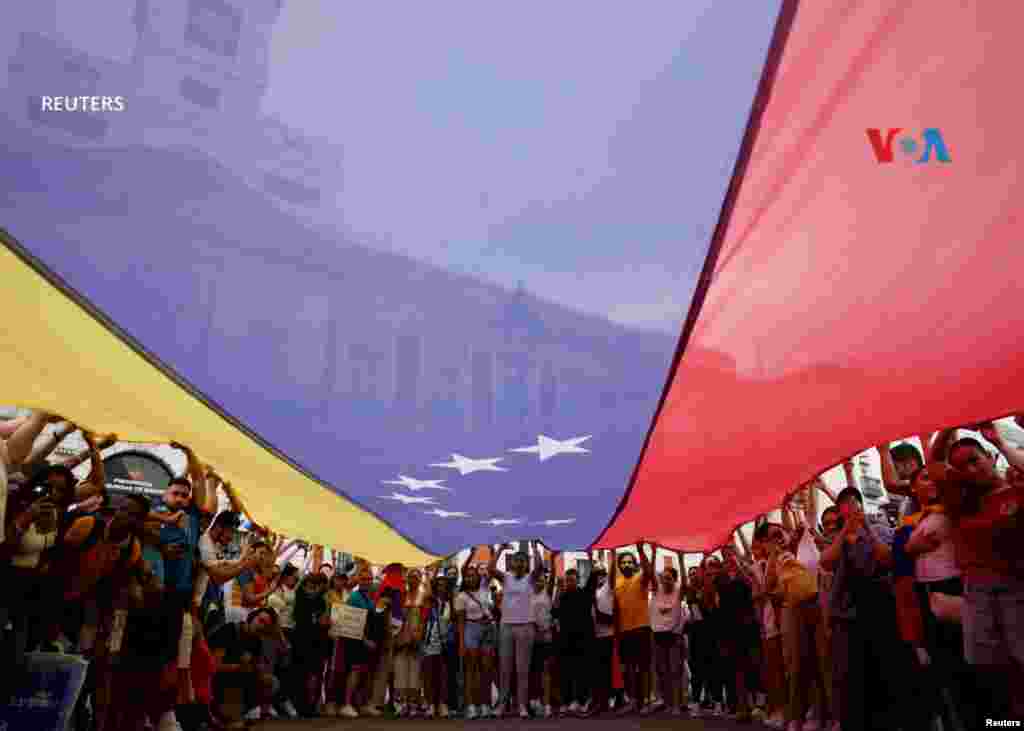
[615,573,650,633]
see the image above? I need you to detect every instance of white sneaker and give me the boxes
[543,705,553,718]
[340,705,359,719]
[439,704,450,719]
[569,701,580,714]
[616,700,637,715]
[324,703,338,718]
[688,703,702,717]
[157,712,178,731]
[243,708,261,721]
[425,705,436,719]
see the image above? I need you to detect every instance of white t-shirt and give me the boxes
[530,591,553,642]
[191,533,220,605]
[594,583,615,639]
[455,588,492,622]
[650,585,682,633]
[675,602,690,636]
[912,513,960,583]
[268,586,297,629]
[501,573,532,625]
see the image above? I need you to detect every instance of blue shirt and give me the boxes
[156,502,202,593]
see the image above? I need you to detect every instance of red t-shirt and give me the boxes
[955,484,1023,584]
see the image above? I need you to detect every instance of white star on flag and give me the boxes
[509,434,592,462]
[531,518,576,526]
[382,475,451,492]
[479,518,521,526]
[430,453,508,475]
[379,492,437,505]
[425,509,470,519]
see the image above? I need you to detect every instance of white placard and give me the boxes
[330,605,367,640]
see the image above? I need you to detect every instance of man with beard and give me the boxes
[612,542,654,715]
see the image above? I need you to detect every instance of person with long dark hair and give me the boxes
[291,573,331,717]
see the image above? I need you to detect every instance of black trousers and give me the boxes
[915,578,982,730]
[590,637,614,711]
[559,640,590,706]
[832,586,931,731]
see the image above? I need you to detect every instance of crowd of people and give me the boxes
[1,409,1022,730]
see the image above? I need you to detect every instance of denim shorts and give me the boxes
[464,621,496,652]
[963,578,1024,667]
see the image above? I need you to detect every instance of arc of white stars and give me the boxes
[479,517,521,526]
[531,518,576,527]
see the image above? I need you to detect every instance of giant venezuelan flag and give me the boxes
[2,1,1020,561]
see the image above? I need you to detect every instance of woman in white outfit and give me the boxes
[488,542,545,719]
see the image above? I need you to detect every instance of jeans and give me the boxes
[499,623,535,709]
[963,578,1024,667]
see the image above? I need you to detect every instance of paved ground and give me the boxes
[262,714,756,730]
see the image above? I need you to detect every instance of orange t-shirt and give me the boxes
[615,572,650,633]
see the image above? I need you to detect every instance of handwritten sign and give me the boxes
[330,605,367,640]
